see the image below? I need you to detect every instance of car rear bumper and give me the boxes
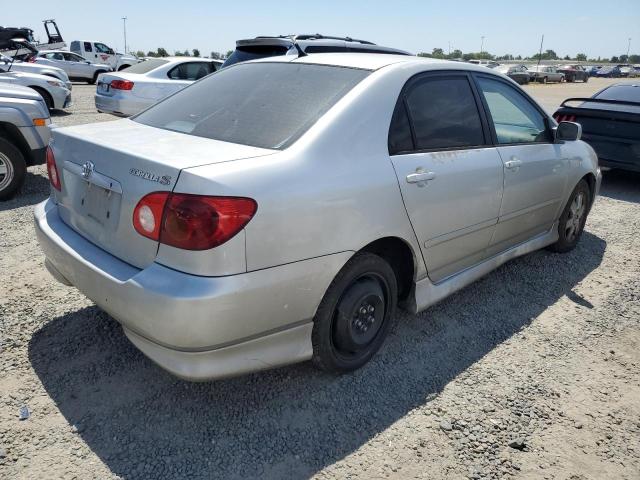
[94,92,150,117]
[34,198,350,380]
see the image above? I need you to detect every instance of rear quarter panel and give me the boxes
[176,64,429,278]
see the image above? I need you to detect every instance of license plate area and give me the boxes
[98,82,110,93]
[63,161,122,232]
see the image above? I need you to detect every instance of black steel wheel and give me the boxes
[312,252,397,373]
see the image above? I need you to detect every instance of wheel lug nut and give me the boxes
[368,305,374,313]
[359,307,367,315]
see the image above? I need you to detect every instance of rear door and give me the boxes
[474,74,568,253]
[389,72,504,282]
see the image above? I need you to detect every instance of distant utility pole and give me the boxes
[448,41,451,56]
[122,17,128,54]
[537,34,544,69]
[627,37,632,59]
[480,36,485,54]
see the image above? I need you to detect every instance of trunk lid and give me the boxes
[52,119,274,269]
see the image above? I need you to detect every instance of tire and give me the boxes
[0,137,27,201]
[547,180,591,253]
[31,87,53,110]
[560,75,566,83]
[312,252,398,374]
[542,76,548,84]
[584,75,589,83]
[90,70,105,84]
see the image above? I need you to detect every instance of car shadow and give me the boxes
[28,232,606,479]
[50,110,72,117]
[0,171,49,212]
[599,169,640,203]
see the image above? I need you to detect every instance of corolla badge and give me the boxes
[81,161,95,179]
[129,168,172,186]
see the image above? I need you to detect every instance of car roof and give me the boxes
[255,52,501,74]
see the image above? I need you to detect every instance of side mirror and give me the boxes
[556,121,582,141]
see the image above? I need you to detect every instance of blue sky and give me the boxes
[4,0,639,58]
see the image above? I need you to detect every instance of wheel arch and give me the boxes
[0,122,33,165]
[358,236,417,302]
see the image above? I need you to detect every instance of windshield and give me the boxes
[222,45,290,68]
[121,58,168,74]
[134,62,370,149]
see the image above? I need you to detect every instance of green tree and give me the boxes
[156,47,169,57]
[146,51,157,57]
[226,50,234,58]
[447,49,463,59]
[192,49,200,57]
[629,54,640,63]
[610,56,620,63]
[575,53,587,61]
[431,48,445,59]
[210,51,223,60]
[531,49,558,60]
[135,50,145,58]
[417,52,432,58]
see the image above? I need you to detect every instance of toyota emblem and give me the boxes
[81,161,95,179]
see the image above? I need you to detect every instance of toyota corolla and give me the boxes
[35,53,601,380]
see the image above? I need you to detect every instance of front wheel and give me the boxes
[0,137,27,201]
[312,252,398,373]
[31,87,53,110]
[547,179,591,253]
[584,76,589,83]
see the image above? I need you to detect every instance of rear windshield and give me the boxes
[222,45,290,68]
[595,85,640,103]
[120,58,168,74]
[134,62,370,149]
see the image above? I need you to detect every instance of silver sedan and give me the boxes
[35,54,601,380]
[94,57,222,116]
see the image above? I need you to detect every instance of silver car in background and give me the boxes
[36,54,600,381]
[94,57,222,116]
[35,50,112,84]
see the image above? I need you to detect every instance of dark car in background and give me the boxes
[557,64,589,82]
[594,66,621,78]
[554,83,640,172]
[222,34,410,68]
[494,64,529,84]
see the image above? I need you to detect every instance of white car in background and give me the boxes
[94,57,222,116]
[0,53,72,89]
[0,70,71,110]
[35,50,112,84]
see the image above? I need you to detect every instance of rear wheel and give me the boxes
[547,180,591,253]
[0,137,27,201]
[31,87,53,110]
[312,252,397,373]
[584,75,589,83]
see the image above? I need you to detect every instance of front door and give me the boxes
[474,75,568,254]
[389,73,504,282]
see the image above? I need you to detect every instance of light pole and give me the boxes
[627,37,631,59]
[480,36,485,54]
[122,17,128,54]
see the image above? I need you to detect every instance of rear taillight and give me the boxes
[46,146,61,191]
[133,193,257,250]
[110,80,134,90]
[554,114,577,123]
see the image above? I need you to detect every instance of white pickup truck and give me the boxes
[69,40,139,71]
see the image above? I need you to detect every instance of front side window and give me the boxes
[477,77,550,144]
[403,76,485,150]
[134,63,370,150]
[95,43,113,54]
[167,62,214,80]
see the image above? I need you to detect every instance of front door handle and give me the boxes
[406,170,436,184]
[504,158,523,170]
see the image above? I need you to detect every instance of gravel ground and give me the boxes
[0,79,639,480]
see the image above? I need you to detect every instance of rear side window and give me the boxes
[167,62,215,80]
[222,45,290,68]
[403,76,485,150]
[70,41,80,52]
[134,63,370,150]
[83,42,92,52]
[388,101,413,154]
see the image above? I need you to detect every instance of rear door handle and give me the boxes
[504,159,523,170]
[406,171,436,184]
